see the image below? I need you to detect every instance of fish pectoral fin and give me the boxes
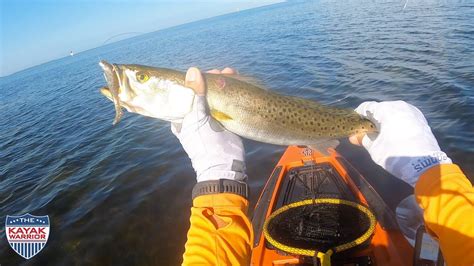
[309,139,340,156]
[210,109,233,121]
[100,87,113,100]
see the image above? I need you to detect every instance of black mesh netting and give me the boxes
[266,202,372,252]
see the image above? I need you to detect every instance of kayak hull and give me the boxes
[251,146,414,265]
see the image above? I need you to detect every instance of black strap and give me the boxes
[192,179,248,200]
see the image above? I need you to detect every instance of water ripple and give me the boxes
[1,1,473,264]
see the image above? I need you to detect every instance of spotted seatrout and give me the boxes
[99,60,376,148]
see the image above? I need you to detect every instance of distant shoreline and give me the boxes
[0,1,286,79]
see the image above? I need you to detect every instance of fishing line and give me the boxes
[325,96,349,105]
[102,32,144,46]
[96,32,145,63]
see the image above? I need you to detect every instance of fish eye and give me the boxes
[136,72,149,83]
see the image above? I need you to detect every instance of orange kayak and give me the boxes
[251,146,415,266]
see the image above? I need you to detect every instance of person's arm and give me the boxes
[182,193,252,265]
[415,164,474,265]
[172,67,253,266]
[352,101,474,265]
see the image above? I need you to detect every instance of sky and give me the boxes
[0,0,282,77]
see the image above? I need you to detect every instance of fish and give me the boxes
[99,60,376,149]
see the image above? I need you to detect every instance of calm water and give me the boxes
[1,1,473,265]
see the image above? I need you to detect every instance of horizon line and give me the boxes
[0,1,286,79]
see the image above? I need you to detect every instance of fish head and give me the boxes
[360,118,378,134]
[99,60,195,124]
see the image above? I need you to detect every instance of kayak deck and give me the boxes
[251,146,413,265]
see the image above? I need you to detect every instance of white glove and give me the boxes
[171,95,246,183]
[354,101,452,187]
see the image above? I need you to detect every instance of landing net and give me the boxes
[263,164,376,265]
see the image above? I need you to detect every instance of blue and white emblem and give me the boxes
[5,214,50,259]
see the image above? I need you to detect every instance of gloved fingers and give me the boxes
[180,66,209,128]
[171,67,207,134]
[348,132,377,149]
[350,101,379,147]
[391,101,429,125]
[190,95,208,121]
[221,67,237,74]
[361,133,376,150]
[206,67,237,75]
[355,101,376,115]
[183,122,246,179]
[355,101,380,121]
[172,66,247,183]
[172,96,208,135]
[348,133,364,146]
[356,100,425,124]
[185,67,206,96]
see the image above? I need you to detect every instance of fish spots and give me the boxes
[246,94,371,140]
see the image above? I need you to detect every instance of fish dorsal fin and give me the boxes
[210,109,233,122]
[222,74,267,89]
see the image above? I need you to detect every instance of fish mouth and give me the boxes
[99,60,124,125]
[99,60,119,90]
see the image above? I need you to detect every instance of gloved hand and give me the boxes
[350,101,452,187]
[171,67,246,183]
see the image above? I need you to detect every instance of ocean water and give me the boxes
[1,1,473,265]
